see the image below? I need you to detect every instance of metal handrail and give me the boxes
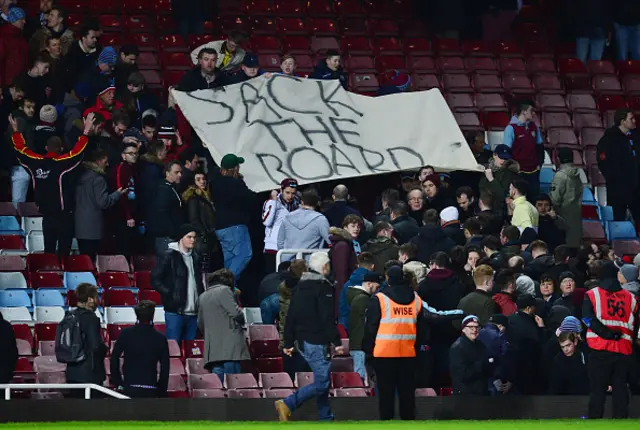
[0,383,130,400]
[275,249,326,269]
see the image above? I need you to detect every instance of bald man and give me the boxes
[322,184,361,227]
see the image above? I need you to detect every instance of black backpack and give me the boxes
[55,310,86,364]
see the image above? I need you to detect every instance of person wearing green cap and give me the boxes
[210,153,255,282]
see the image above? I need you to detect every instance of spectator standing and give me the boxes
[535,194,569,252]
[362,221,399,275]
[178,48,222,92]
[619,264,640,296]
[263,178,300,272]
[210,154,254,282]
[110,300,170,398]
[553,272,580,317]
[583,261,639,418]
[422,174,455,212]
[310,49,348,90]
[479,144,520,218]
[508,178,539,232]
[29,5,73,58]
[322,184,361,227]
[59,23,100,92]
[507,294,545,394]
[347,272,382,382]
[338,252,376,329]
[456,186,478,223]
[113,44,139,94]
[33,104,56,154]
[329,216,361,310]
[280,54,297,76]
[220,53,260,85]
[596,109,640,221]
[440,206,464,247]
[182,171,217,273]
[62,283,108,388]
[10,113,99,256]
[24,0,51,39]
[258,261,290,325]
[275,252,344,422]
[198,269,250,383]
[277,189,331,254]
[612,0,640,60]
[410,209,456,264]
[109,142,140,258]
[567,0,609,63]
[148,160,183,256]
[176,148,199,194]
[525,240,555,282]
[75,149,126,261]
[492,269,517,316]
[119,72,158,130]
[549,332,589,395]
[450,315,494,396]
[0,77,25,135]
[503,101,544,199]
[0,311,17,383]
[538,275,560,317]
[151,224,204,346]
[21,54,52,110]
[374,188,400,223]
[549,148,583,247]
[406,188,426,226]
[456,265,497,328]
[477,314,513,395]
[0,7,29,88]
[138,140,167,226]
[189,31,246,70]
[389,201,420,245]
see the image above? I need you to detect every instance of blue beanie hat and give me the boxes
[556,316,582,336]
[7,7,26,23]
[73,81,92,100]
[98,46,118,66]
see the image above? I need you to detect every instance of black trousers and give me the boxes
[42,211,73,257]
[114,221,136,259]
[123,386,160,398]
[588,350,632,419]
[609,193,640,222]
[78,239,101,262]
[373,357,416,420]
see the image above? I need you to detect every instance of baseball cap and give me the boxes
[280,178,298,189]
[243,53,259,68]
[221,154,245,169]
[494,144,512,160]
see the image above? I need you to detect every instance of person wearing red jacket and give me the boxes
[0,8,29,87]
[109,141,140,258]
[492,269,517,316]
[8,112,101,256]
[83,82,123,121]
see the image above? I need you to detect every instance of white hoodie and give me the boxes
[168,242,198,315]
[262,196,291,252]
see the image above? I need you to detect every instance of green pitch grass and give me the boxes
[2,421,640,430]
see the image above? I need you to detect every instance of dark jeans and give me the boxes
[283,342,333,421]
[520,170,540,203]
[78,239,101,262]
[43,211,73,257]
[259,293,280,325]
[115,221,137,259]
[165,312,197,346]
[373,357,416,420]
[588,350,632,419]
[210,361,242,384]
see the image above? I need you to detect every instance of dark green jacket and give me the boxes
[347,286,371,351]
[479,158,520,217]
[362,236,399,275]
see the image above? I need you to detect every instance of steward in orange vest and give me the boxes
[582,261,639,419]
[362,266,463,421]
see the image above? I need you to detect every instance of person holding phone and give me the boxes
[75,147,128,261]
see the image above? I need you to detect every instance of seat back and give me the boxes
[34,307,66,322]
[0,290,31,307]
[224,373,258,389]
[0,272,28,290]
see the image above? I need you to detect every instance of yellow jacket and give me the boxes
[511,196,539,231]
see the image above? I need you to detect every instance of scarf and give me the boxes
[279,193,300,213]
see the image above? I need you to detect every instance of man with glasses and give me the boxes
[109,141,140,257]
[450,315,495,395]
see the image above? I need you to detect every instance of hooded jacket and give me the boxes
[329,227,358,313]
[177,66,224,92]
[146,180,184,239]
[182,187,216,255]
[189,39,246,70]
[493,291,517,316]
[278,275,300,348]
[138,153,165,223]
[410,224,456,264]
[263,195,299,253]
[450,334,493,396]
[362,236,399,275]
[597,126,639,204]
[418,268,465,346]
[390,214,420,245]
[507,310,544,394]
[83,96,124,122]
[478,158,520,217]
[75,162,122,240]
[622,280,640,296]
[322,200,361,228]
[347,285,372,351]
[550,163,584,247]
[59,40,99,91]
[338,267,373,329]
[277,208,330,252]
[525,254,555,282]
[151,243,204,314]
[442,221,465,246]
[456,289,497,329]
[309,60,348,89]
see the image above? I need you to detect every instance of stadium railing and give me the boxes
[275,249,325,269]
[1,383,130,400]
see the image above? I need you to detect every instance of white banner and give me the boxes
[172,76,483,192]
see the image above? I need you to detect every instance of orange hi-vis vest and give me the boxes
[586,287,638,356]
[373,292,423,358]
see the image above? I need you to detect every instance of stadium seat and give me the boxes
[33,356,66,373]
[454,112,482,130]
[443,74,472,93]
[159,35,187,52]
[0,290,31,307]
[154,307,165,324]
[407,56,436,73]
[341,17,368,36]
[375,55,407,72]
[139,289,162,305]
[498,57,526,73]
[0,216,21,234]
[38,340,56,356]
[587,60,615,75]
[308,18,338,36]
[415,388,438,397]
[263,389,294,398]
[558,58,588,76]
[404,38,432,56]
[597,95,626,113]
[64,272,97,292]
[375,37,403,55]
[573,112,603,132]
[412,73,440,90]
[168,374,188,393]
[533,74,564,94]
[566,93,597,112]
[62,255,96,272]
[34,307,65,323]
[280,35,310,54]
[0,255,26,272]
[600,206,614,221]
[104,289,137,307]
[133,271,152,290]
[583,220,607,244]
[34,322,57,341]
[481,111,510,130]
[623,75,640,94]
[346,55,375,72]
[26,254,61,273]
[33,290,65,307]
[106,307,137,324]
[433,38,462,56]
[502,73,534,95]
[0,235,25,250]
[30,273,63,290]
[14,336,30,356]
[225,373,258,389]
[613,239,640,257]
[582,204,599,220]
[248,325,280,357]
[160,52,190,70]
[21,216,43,236]
[35,371,66,385]
[526,58,556,74]
[186,358,208,375]
[250,35,280,53]
[188,373,224,390]
[13,322,33,345]
[183,340,204,358]
[594,75,623,94]
[96,255,130,273]
[274,0,303,15]
[350,73,379,92]
[107,324,134,342]
[473,74,503,93]
[227,389,261,398]
[192,389,226,398]
[436,56,465,73]
[462,40,493,57]
[246,0,274,15]
[295,372,314,388]
[476,93,507,111]
[446,93,476,112]
[331,356,354,372]
[255,356,284,374]
[26,231,45,253]
[331,372,365,388]
[0,203,17,216]
[99,272,133,290]
[542,112,572,129]
[170,357,186,375]
[548,128,579,148]
[538,94,568,112]
[0,272,28,290]
[341,36,371,54]
[607,221,637,240]
[333,388,368,397]
[259,372,294,389]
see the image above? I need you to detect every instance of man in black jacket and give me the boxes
[0,312,17,383]
[389,201,419,245]
[148,160,183,256]
[410,209,456,264]
[9,112,100,256]
[323,184,361,227]
[597,109,640,221]
[59,23,100,92]
[276,252,343,422]
[110,300,170,398]
[210,154,254,283]
[177,47,222,92]
[151,224,204,346]
[65,283,108,389]
[450,315,495,395]
[524,240,555,282]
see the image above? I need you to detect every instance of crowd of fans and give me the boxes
[0,0,639,419]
